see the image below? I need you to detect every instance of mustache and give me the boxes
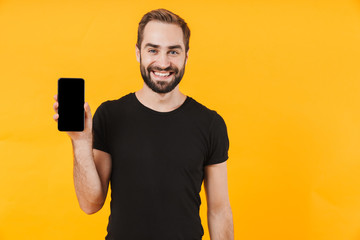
[147,65,179,73]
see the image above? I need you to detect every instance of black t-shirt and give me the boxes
[92,92,229,240]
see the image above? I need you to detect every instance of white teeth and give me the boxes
[153,71,170,77]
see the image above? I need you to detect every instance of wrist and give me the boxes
[71,137,93,149]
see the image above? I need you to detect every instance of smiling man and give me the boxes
[53,8,233,240]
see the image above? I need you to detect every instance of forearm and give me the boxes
[72,139,105,214]
[207,206,234,240]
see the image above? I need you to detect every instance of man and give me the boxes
[53,8,233,240]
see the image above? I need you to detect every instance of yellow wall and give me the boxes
[1,0,360,239]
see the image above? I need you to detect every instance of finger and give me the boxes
[53,113,59,122]
[54,94,58,101]
[84,102,92,118]
[53,101,58,112]
[84,102,92,129]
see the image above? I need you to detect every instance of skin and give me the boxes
[53,20,233,239]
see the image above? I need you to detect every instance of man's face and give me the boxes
[136,21,188,94]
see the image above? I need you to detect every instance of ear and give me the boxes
[136,44,140,63]
[185,49,189,65]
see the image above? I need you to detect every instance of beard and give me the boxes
[140,56,186,94]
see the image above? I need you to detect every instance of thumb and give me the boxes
[84,102,92,124]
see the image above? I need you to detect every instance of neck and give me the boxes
[135,84,187,112]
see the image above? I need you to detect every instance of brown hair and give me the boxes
[136,8,190,53]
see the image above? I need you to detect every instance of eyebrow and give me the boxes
[144,43,183,50]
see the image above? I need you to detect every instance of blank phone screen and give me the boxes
[58,78,84,131]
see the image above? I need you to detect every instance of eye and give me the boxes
[169,50,179,55]
[148,49,157,54]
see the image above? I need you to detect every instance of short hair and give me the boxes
[136,8,190,53]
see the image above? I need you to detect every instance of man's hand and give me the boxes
[52,94,92,142]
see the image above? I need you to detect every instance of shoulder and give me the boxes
[95,92,135,114]
[187,97,226,126]
[98,92,134,109]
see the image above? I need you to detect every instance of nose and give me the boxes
[156,52,171,69]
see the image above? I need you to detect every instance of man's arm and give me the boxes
[204,161,234,240]
[53,95,111,214]
[72,143,112,214]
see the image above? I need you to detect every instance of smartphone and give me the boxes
[57,78,85,131]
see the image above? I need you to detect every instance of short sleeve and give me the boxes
[205,113,230,166]
[92,102,110,153]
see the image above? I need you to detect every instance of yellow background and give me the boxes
[1,0,360,239]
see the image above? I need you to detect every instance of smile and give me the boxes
[151,71,174,79]
[152,71,173,77]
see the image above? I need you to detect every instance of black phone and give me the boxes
[57,78,85,131]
